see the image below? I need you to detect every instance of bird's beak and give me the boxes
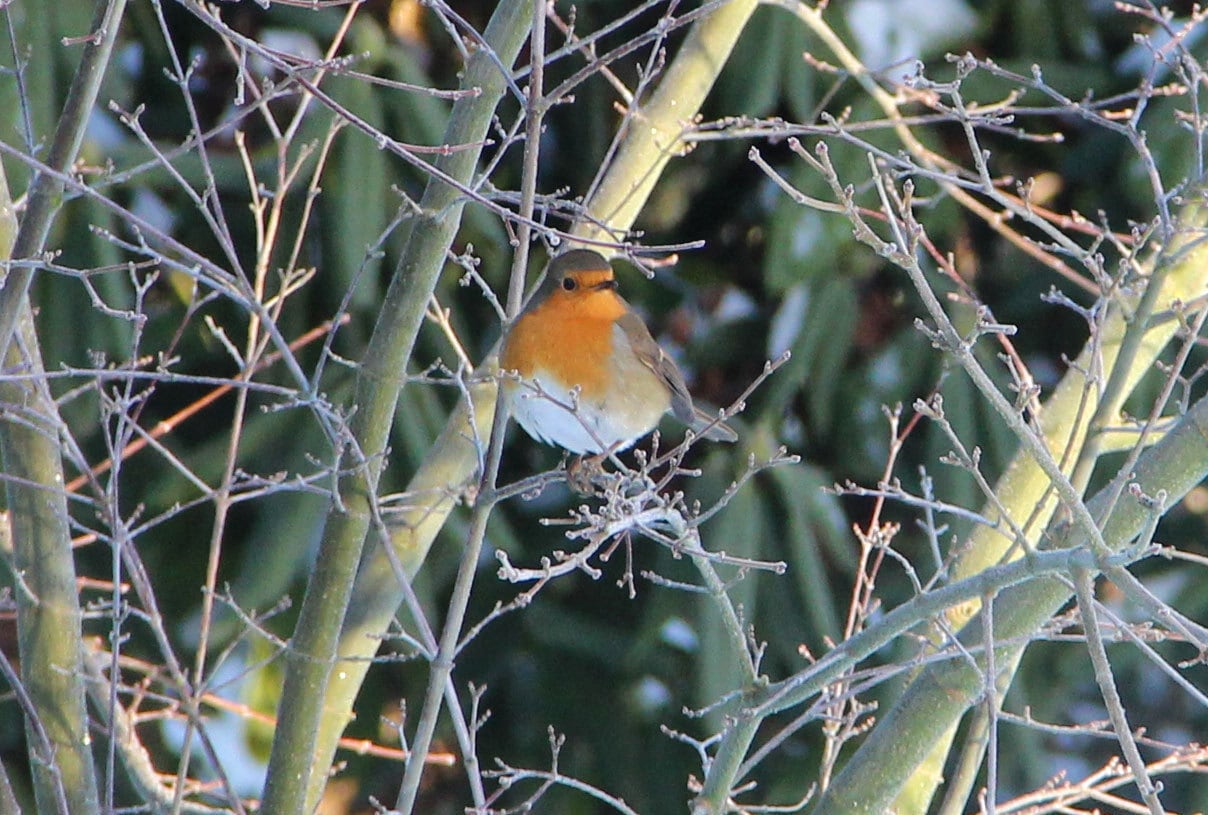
[593,279,619,291]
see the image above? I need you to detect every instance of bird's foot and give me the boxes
[565,451,609,495]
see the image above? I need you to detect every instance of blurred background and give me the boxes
[2,0,1207,812]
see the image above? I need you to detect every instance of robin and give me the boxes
[500,249,737,454]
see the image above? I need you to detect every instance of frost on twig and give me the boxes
[494,355,794,604]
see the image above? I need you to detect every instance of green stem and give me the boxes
[806,389,1208,815]
[302,1,762,806]
[0,5,126,802]
[0,0,128,359]
[900,206,1208,813]
[0,315,99,815]
[396,4,547,809]
[258,3,534,812]
[694,543,1088,813]
[394,402,510,815]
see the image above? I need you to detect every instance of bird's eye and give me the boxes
[561,276,577,291]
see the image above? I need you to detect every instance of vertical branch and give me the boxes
[0,110,100,815]
[0,645,69,815]
[305,2,764,806]
[980,593,1000,814]
[0,12,132,807]
[1073,570,1165,815]
[391,441,506,815]
[0,0,128,358]
[0,324,99,815]
[259,3,535,813]
[394,5,549,812]
[507,0,547,312]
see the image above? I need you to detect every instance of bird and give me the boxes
[499,248,737,455]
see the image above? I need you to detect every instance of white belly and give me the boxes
[506,327,672,454]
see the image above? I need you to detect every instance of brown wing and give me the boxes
[615,309,696,424]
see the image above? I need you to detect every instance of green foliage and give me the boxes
[3,1,1208,814]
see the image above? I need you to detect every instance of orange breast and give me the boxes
[501,291,626,399]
